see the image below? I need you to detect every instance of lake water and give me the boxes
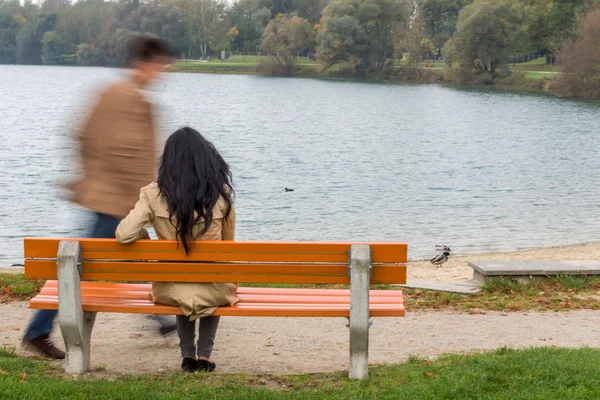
[1,65,600,264]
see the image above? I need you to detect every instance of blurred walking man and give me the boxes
[22,35,175,358]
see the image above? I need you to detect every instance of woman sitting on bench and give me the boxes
[116,127,237,373]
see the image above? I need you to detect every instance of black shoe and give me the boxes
[181,358,198,372]
[197,359,216,373]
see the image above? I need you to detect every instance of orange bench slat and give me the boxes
[30,282,405,317]
[24,259,406,285]
[40,281,402,298]
[24,238,408,264]
[37,289,402,305]
[38,281,404,297]
[30,299,405,317]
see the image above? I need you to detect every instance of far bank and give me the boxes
[169,56,562,97]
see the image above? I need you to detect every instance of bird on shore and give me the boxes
[430,252,450,267]
[285,188,295,192]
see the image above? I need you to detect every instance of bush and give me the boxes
[259,14,311,76]
[443,0,527,83]
[76,43,104,67]
[554,8,600,97]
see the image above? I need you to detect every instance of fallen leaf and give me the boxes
[424,372,433,377]
[17,373,26,383]
[0,369,7,375]
[12,328,20,331]
[273,353,280,355]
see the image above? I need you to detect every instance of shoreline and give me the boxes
[410,240,600,262]
[408,241,600,284]
[168,61,558,96]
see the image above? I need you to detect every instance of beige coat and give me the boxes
[67,78,157,218]
[116,182,238,320]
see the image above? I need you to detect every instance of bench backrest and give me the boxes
[24,238,407,285]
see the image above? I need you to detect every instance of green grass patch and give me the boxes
[522,71,553,79]
[520,56,548,65]
[0,274,45,300]
[170,56,319,76]
[170,61,258,74]
[1,346,599,399]
[405,275,600,312]
[509,62,558,73]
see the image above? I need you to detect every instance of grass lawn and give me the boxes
[170,55,319,75]
[518,56,548,65]
[0,273,45,302]
[509,61,558,73]
[1,346,599,399]
[409,275,600,312]
[523,71,555,79]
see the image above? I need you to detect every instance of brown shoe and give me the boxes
[22,334,65,359]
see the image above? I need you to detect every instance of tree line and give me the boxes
[1,0,599,87]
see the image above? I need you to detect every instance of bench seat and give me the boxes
[31,281,405,317]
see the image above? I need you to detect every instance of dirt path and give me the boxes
[2,302,598,375]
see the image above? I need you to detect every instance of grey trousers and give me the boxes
[176,315,220,359]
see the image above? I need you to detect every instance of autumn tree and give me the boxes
[443,0,528,81]
[316,0,410,76]
[554,8,600,97]
[260,13,311,74]
[16,11,57,64]
[421,0,471,52]
[0,2,24,64]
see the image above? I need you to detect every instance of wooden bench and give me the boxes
[24,238,407,379]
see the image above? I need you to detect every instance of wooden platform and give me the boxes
[469,260,600,284]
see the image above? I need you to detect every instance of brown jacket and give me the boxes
[116,182,238,320]
[67,79,156,218]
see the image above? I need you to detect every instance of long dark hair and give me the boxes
[157,127,234,254]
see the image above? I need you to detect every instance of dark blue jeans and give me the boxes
[24,213,120,340]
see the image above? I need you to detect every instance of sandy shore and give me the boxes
[2,302,599,375]
[408,241,600,284]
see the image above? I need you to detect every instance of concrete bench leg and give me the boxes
[57,240,96,373]
[349,244,371,380]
